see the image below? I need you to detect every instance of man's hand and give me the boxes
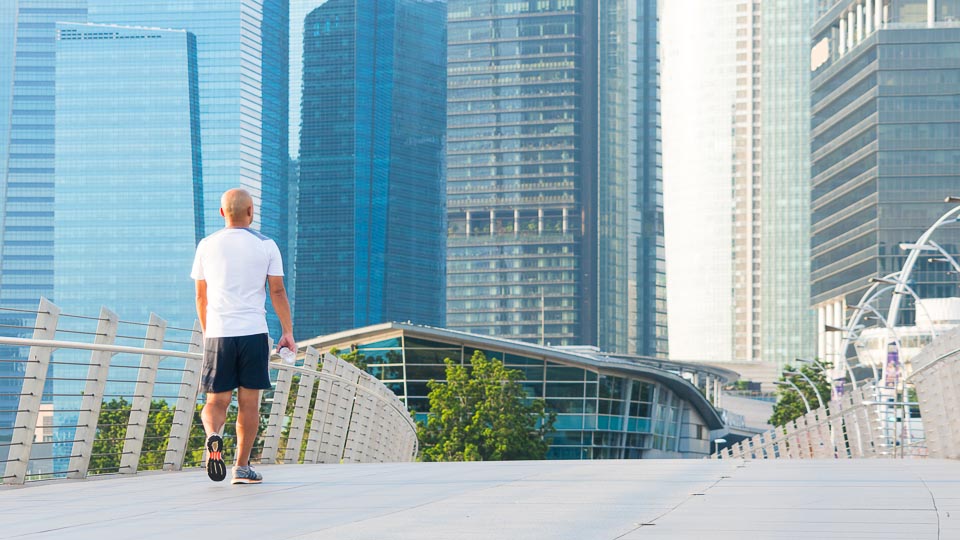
[276,332,295,353]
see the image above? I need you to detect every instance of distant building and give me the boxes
[664,0,816,367]
[49,21,204,471]
[296,0,447,339]
[86,0,291,292]
[302,323,731,459]
[53,22,203,333]
[732,0,763,363]
[0,0,89,467]
[811,0,960,359]
[662,0,739,363]
[445,0,667,356]
[760,0,818,367]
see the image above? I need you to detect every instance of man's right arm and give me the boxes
[195,279,208,334]
[267,274,294,351]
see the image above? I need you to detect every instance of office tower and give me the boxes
[290,1,326,159]
[296,0,447,339]
[85,0,290,335]
[446,0,666,356]
[0,0,88,466]
[49,22,204,470]
[731,0,763,363]
[666,0,815,366]
[662,0,738,362]
[761,0,816,367]
[86,1,290,277]
[54,22,203,329]
[811,0,960,358]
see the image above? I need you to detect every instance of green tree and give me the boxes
[417,350,556,461]
[769,363,832,426]
[90,398,175,474]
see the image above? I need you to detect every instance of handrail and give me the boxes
[0,336,418,433]
[0,300,419,485]
[0,336,198,359]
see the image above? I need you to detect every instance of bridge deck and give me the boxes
[2,459,958,539]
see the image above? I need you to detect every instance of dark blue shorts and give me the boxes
[200,333,272,393]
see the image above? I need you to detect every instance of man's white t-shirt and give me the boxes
[190,227,284,338]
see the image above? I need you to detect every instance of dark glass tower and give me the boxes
[296,0,447,339]
[811,0,960,326]
[445,0,666,356]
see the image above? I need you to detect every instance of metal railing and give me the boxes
[906,324,960,459]
[0,299,418,485]
[712,384,924,460]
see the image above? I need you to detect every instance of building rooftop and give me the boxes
[2,459,956,539]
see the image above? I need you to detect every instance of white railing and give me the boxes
[713,384,924,460]
[0,299,418,485]
[906,325,960,459]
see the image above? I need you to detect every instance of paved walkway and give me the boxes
[1,459,958,539]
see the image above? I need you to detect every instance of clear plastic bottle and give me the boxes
[278,347,296,365]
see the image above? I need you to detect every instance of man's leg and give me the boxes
[235,386,261,467]
[201,391,232,482]
[201,391,231,437]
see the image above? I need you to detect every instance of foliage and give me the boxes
[417,350,556,461]
[91,398,175,474]
[769,363,832,426]
[331,345,368,370]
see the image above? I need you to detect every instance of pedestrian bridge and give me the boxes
[2,459,957,539]
[3,301,960,538]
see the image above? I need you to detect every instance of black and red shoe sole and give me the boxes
[206,434,226,482]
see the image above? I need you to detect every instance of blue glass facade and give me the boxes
[811,1,960,317]
[83,0,288,235]
[53,22,202,328]
[296,0,447,339]
[85,0,291,313]
[46,22,203,472]
[0,0,88,466]
[445,0,666,356]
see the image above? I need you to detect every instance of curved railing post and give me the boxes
[163,320,203,471]
[4,298,59,485]
[68,307,118,479]
[282,347,319,463]
[120,314,166,474]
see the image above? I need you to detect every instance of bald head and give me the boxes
[220,188,254,226]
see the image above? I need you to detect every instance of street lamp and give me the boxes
[712,437,727,455]
[823,323,860,390]
[784,370,825,410]
[774,380,812,414]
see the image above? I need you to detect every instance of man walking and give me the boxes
[191,188,294,484]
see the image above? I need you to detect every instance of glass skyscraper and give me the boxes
[811,0,960,354]
[84,0,290,335]
[446,0,666,356]
[0,0,88,465]
[85,0,290,278]
[50,21,203,470]
[662,0,738,363]
[761,0,817,367]
[296,0,447,339]
[54,22,203,328]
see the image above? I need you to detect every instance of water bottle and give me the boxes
[278,347,296,365]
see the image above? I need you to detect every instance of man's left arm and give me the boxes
[267,275,294,351]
